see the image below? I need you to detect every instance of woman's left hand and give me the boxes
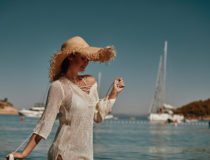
[113,77,125,93]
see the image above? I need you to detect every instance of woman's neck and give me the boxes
[65,70,79,81]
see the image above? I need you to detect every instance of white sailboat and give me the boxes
[148,41,184,123]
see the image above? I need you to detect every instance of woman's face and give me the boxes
[68,53,89,73]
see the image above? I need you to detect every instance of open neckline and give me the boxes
[63,76,97,97]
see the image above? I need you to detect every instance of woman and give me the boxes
[6,36,124,160]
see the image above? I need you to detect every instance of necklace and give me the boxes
[65,75,85,86]
[65,74,91,94]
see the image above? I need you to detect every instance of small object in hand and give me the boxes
[117,78,125,88]
[5,154,14,160]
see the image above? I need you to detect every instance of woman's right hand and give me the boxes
[5,133,42,160]
[5,152,26,160]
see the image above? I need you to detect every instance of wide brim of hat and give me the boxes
[49,45,116,82]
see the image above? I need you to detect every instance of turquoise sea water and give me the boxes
[0,115,210,160]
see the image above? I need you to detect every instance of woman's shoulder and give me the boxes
[50,79,64,89]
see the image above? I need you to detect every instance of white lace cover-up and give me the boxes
[32,76,116,160]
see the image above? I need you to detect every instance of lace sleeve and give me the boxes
[92,82,116,123]
[32,80,64,140]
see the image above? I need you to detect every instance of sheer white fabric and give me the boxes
[32,76,116,160]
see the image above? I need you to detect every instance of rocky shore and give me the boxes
[0,98,19,115]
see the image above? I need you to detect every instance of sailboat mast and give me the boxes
[163,41,167,104]
[149,55,163,113]
[149,41,168,113]
[97,72,102,97]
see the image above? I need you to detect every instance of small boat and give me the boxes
[18,103,45,118]
[104,114,114,120]
[185,119,198,123]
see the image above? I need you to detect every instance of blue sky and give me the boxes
[0,0,210,115]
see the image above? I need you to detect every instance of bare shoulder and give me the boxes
[83,74,97,85]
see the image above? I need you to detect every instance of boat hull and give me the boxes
[149,113,184,122]
[18,109,43,118]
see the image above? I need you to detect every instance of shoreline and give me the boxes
[0,106,19,115]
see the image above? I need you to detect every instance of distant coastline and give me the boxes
[1,97,210,120]
[0,98,18,115]
[175,98,210,120]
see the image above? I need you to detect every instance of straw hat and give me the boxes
[49,36,116,82]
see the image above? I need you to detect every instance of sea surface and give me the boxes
[0,115,210,160]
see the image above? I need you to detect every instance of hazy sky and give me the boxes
[0,0,210,115]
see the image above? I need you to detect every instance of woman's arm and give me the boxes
[108,88,118,100]
[8,133,43,159]
[93,77,125,123]
[6,80,65,159]
[108,89,118,99]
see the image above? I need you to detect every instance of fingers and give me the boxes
[5,153,14,160]
[116,76,123,81]
[114,77,125,88]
